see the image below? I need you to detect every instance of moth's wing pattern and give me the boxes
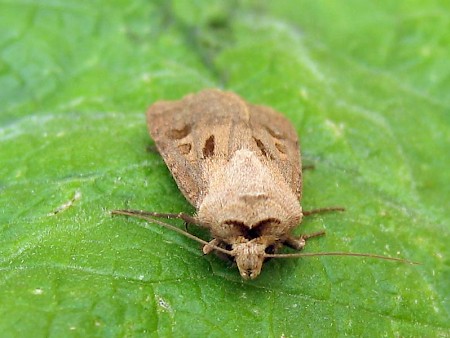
[147,89,253,207]
[147,98,202,206]
[247,103,302,200]
[147,89,302,207]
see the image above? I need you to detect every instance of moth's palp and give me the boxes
[111,209,234,257]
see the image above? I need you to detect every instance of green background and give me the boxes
[1,0,449,337]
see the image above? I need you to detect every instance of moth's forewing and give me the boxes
[146,90,303,207]
[248,103,302,200]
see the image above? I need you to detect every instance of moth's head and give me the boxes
[232,240,269,280]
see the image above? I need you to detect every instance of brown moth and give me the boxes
[112,89,416,279]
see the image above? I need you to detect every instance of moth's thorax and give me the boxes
[197,149,302,241]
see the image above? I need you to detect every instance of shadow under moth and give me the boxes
[112,89,416,279]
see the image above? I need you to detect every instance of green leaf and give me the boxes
[1,1,448,336]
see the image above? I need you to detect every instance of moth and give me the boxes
[113,89,415,279]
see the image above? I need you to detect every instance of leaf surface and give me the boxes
[1,1,449,336]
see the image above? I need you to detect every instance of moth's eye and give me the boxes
[166,124,191,139]
[265,245,275,254]
[203,135,215,158]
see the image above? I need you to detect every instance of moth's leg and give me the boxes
[202,239,233,262]
[202,239,220,255]
[111,209,198,225]
[302,164,315,171]
[146,144,159,154]
[284,230,326,250]
[303,206,345,216]
[288,207,343,249]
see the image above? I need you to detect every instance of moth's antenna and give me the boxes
[111,210,419,265]
[112,209,198,224]
[111,210,234,256]
[265,252,419,264]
